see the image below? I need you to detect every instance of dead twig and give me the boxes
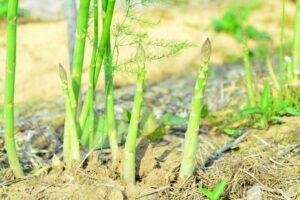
[137,186,171,199]
[202,130,250,169]
[278,143,300,157]
[32,184,54,196]
[0,175,34,187]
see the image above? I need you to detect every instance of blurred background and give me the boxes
[0,0,297,104]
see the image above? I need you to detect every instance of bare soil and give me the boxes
[0,117,299,199]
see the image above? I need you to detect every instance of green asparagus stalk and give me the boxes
[104,43,119,161]
[179,39,211,179]
[285,56,293,87]
[102,0,118,162]
[285,56,294,101]
[124,44,146,185]
[79,0,116,135]
[4,0,24,178]
[87,0,99,151]
[242,39,256,107]
[293,0,300,71]
[266,57,280,91]
[59,65,81,166]
[279,0,286,99]
[70,0,91,104]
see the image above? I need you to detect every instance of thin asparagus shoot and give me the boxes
[242,39,256,107]
[102,0,118,162]
[266,57,280,91]
[285,56,294,101]
[279,0,286,99]
[4,0,24,178]
[104,43,119,161]
[59,65,81,166]
[293,0,300,72]
[285,56,293,87]
[124,44,146,185]
[179,38,211,179]
[87,0,99,151]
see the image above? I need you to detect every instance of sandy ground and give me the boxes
[0,0,297,104]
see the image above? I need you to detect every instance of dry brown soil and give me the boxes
[0,117,299,199]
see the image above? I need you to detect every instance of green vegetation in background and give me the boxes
[211,2,270,42]
[239,80,300,128]
[239,0,300,129]
[0,0,27,18]
[0,0,8,17]
[211,1,270,61]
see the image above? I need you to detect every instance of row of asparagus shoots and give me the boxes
[3,0,213,181]
[60,0,118,166]
[123,39,212,184]
[78,0,119,161]
[146,0,299,181]
[5,0,300,185]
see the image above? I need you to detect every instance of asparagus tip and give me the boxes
[135,44,146,65]
[201,38,212,62]
[58,64,68,81]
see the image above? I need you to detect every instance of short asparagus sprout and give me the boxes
[285,56,293,87]
[179,38,211,179]
[266,58,280,91]
[242,39,256,108]
[123,44,146,185]
[59,65,81,166]
[4,0,24,178]
[285,56,294,101]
